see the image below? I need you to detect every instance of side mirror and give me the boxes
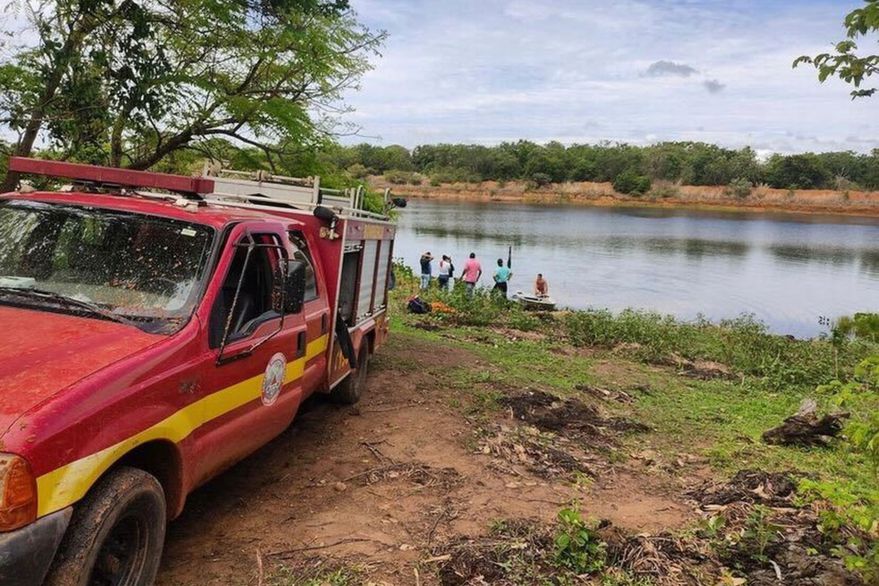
[280,259,306,314]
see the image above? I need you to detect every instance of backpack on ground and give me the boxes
[407,296,431,314]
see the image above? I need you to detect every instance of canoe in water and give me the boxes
[512,291,557,311]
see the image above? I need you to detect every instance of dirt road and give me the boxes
[156,334,690,585]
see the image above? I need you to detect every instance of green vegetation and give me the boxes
[795,0,879,99]
[394,269,879,579]
[328,140,879,193]
[0,0,385,190]
[612,170,651,196]
[404,272,875,392]
[553,507,607,574]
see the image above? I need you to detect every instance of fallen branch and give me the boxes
[762,399,849,447]
[266,537,388,559]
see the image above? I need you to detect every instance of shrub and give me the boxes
[726,177,753,198]
[612,171,651,196]
[562,309,873,390]
[347,163,370,179]
[552,507,606,574]
[836,313,879,343]
[649,182,680,198]
[531,172,552,187]
[834,175,861,192]
[384,170,410,184]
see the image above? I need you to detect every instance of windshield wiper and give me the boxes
[0,286,135,326]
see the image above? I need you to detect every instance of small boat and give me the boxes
[512,291,557,311]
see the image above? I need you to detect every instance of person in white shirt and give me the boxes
[437,255,454,291]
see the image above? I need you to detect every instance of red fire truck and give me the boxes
[0,157,397,585]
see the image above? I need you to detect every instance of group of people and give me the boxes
[419,251,549,298]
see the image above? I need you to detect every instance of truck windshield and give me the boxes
[0,200,214,333]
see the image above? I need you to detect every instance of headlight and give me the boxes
[0,453,37,531]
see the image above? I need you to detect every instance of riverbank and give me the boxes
[372,177,879,218]
[156,283,879,586]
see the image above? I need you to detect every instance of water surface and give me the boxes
[394,199,879,338]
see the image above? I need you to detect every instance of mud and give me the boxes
[437,520,553,586]
[499,389,649,446]
[477,424,594,479]
[691,469,798,507]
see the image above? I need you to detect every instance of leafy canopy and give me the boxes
[0,0,384,181]
[794,0,879,98]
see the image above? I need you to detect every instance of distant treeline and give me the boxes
[325,141,879,192]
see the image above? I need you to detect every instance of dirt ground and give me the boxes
[156,335,692,585]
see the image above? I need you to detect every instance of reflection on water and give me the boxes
[395,200,879,338]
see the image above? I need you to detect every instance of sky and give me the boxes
[344,0,878,155]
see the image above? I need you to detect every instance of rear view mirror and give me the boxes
[282,259,306,314]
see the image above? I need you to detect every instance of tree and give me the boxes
[765,153,831,190]
[794,0,879,98]
[1,0,384,190]
[613,170,651,195]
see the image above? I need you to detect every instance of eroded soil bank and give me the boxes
[372,177,879,218]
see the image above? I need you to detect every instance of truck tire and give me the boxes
[331,344,370,405]
[44,467,166,586]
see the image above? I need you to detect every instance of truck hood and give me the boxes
[0,305,162,438]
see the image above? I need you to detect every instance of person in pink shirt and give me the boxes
[460,252,482,296]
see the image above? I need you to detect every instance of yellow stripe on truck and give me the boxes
[35,334,328,517]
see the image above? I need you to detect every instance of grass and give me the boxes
[392,268,878,576]
[395,313,872,491]
[392,274,876,496]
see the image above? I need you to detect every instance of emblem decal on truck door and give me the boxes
[261,353,287,405]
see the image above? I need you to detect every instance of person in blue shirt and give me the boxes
[492,258,512,297]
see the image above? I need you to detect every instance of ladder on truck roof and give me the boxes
[5,157,393,221]
[202,167,391,221]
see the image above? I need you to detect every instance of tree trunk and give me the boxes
[109,106,133,167]
[126,128,195,170]
[1,15,97,191]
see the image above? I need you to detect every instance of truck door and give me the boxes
[289,231,331,395]
[191,222,308,486]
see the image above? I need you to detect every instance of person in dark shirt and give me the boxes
[419,251,434,289]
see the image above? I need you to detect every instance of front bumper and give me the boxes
[0,508,72,586]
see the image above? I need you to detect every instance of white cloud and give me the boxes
[346,0,876,154]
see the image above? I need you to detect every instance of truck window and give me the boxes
[0,200,214,334]
[209,234,282,347]
[288,232,318,302]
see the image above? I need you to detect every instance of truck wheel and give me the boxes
[331,344,370,405]
[44,467,166,586]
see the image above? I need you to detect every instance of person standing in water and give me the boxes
[460,252,482,296]
[419,252,434,290]
[534,273,549,297]
[493,258,512,298]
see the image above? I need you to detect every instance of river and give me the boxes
[393,199,879,338]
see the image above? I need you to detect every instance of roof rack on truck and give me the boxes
[5,156,394,221]
[201,167,393,222]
